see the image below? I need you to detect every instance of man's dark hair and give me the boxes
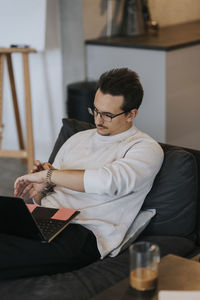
[97,68,144,111]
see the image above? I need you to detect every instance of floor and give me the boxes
[0,158,27,196]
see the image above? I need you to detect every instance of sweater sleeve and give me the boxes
[84,141,164,197]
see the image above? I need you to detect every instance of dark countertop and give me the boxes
[85,20,200,51]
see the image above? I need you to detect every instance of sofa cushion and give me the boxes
[142,149,198,238]
[178,146,200,245]
[110,209,156,257]
[137,235,196,257]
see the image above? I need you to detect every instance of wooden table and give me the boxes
[92,254,200,300]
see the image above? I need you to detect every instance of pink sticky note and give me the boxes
[51,208,77,221]
[26,204,38,213]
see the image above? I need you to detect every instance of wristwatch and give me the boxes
[42,169,56,196]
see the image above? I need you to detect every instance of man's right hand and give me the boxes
[31,160,53,173]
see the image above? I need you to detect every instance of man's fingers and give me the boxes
[14,177,24,191]
[29,188,38,199]
[43,162,53,170]
[19,183,33,198]
[14,171,46,197]
[31,161,52,173]
[31,165,38,173]
[14,179,30,197]
[31,160,43,173]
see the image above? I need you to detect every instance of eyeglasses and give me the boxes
[88,107,130,122]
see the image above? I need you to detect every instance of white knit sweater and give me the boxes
[41,125,164,258]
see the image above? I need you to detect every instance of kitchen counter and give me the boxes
[86,20,200,51]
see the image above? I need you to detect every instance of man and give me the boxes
[3,68,163,279]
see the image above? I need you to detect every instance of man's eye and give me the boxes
[104,113,113,118]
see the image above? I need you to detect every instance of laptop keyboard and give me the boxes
[37,219,66,237]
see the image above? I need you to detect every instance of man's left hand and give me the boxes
[14,171,47,198]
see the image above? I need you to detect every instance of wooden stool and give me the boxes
[0,48,36,172]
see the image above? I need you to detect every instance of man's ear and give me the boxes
[127,109,138,122]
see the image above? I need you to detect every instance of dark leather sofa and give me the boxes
[0,118,200,300]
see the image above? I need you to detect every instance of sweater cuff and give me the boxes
[84,169,101,194]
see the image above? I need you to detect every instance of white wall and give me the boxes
[149,0,200,27]
[166,45,200,150]
[1,0,64,162]
[0,0,46,51]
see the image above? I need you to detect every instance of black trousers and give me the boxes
[0,224,100,279]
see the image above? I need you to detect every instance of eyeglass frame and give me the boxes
[88,106,131,122]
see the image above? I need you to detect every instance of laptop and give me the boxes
[0,196,80,242]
